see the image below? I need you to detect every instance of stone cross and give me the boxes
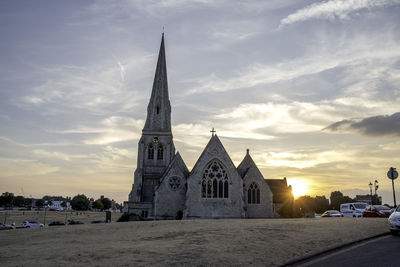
[210,128,216,136]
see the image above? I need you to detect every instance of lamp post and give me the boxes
[374,180,379,204]
[369,181,373,205]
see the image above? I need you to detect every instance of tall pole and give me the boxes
[369,181,373,205]
[392,179,397,207]
[387,167,398,208]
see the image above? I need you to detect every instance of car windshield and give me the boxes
[354,203,367,209]
[375,206,391,210]
[396,206,400,212]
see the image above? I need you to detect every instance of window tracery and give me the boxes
[248,182,260,204]
[168,176,181,190]
[148,144,154,160]
[157,145,163,160]
[201,160,229,198]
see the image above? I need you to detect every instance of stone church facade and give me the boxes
[126,34,280,219]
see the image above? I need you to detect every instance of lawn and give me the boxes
[0,217,389,266]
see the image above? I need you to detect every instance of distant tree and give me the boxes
[101,197,112,210]
[0,192,15,207]
[278,199,300,218]
[13,195,25,207]
[313,196,330,213]
[92,199,104,210]
[24,198,33,207]
[61,201,67,208]
[70,194,90,211]
[330,191,354,210]
[372,195,382,205]
[295,196,315,213]
[35,199,45,208]
[47,200,53,207]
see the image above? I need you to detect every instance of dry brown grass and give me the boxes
[0,217,388,266]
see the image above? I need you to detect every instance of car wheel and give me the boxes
[353,215,356,218]
[26,226,30,228]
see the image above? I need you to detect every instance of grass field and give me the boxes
[0,217,389,266]
[1,210,121,225]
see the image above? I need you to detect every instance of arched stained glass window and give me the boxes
[247,182,260,204]
[148,144,154,160]
[157,145,163,160]
[201,160,229,198]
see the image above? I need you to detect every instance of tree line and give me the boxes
[0,192,118,211]
[278,191,382,218]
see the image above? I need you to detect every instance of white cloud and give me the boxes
[187,36,400,95]
[279,0,400,27]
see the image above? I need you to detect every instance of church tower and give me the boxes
[128,34,175,216]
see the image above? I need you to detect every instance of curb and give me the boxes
[280,231,391,266]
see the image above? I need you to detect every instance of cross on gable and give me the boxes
[210,128,216,136]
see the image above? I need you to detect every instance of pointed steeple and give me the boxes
[143,33,171,132]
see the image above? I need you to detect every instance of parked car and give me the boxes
[48,221,65,226]
[363,205,393,217]
[321,210,344,217]
[20,221,44,228]
[340,203,368,217]
[91,220,105,224]
[0,223,13,230]
[389,205,400,235]
[67,219,84,225]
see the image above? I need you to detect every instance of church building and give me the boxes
[126,34,288,219]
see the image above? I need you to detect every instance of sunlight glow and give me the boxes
[287,179,309,198]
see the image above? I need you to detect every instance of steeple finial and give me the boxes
[210,128,216,136]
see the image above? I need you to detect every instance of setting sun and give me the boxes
[287,179,309,198]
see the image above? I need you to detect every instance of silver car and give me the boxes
[388,205,400,235]
[20,221,44,228]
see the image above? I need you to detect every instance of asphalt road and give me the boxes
[301,234,400,267]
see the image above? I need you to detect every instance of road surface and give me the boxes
[300,234,399,267]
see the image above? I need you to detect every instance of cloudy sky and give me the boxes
[1,0,400,204]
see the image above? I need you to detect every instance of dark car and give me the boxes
[91,220,105,224]
[0,223,13,230]
[321,210,344,217]
[363,205,393,217]
[48,221,65,226]
[67,220,84,225]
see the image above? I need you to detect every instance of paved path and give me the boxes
[302,235,400,267]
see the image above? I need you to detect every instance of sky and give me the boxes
[1,0,400,204]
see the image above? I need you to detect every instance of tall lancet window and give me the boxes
[148,144,154,160]
[156,105,160,114]
[248,182,260,204]
[201,160,229,198]
[157,145,163,160]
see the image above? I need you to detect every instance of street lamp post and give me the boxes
[374,180,379,204]
[369,181,373,205]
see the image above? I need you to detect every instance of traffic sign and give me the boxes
[387,167,398,180]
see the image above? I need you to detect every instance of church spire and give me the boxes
[143,33,171,132]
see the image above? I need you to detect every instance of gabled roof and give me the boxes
[159,152,189,184]
[190,134,236,174]
[237,149,263,179]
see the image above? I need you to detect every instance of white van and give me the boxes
[340,203,368,217]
